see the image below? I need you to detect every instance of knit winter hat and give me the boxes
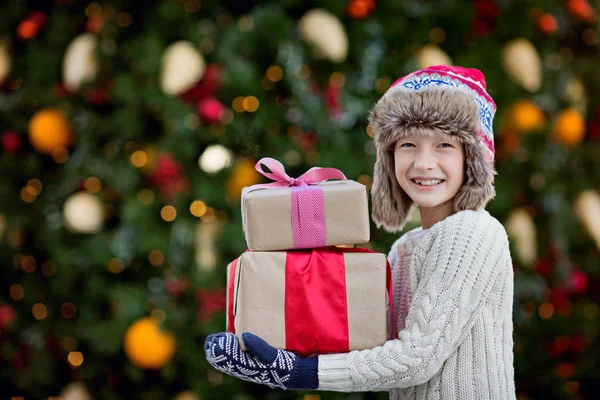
[369,65,497,232]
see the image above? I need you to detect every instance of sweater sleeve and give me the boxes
[317,210,510,392]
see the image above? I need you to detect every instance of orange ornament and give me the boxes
[28,108,73,155]
[539,14,558,34]
[123,317,176,369]
[226,158,263,198]
[509,100,546,133]
[348,0,376,19]
[552,108,586,147]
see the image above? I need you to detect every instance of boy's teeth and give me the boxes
[414,179,442,186]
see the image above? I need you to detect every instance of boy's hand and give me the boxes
[204,332,318,390]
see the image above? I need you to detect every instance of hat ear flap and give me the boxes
[371,147,415,233]
[453,141,496,212]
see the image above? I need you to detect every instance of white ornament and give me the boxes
[62,33,99,91]
[502,38,541,93]
[504,208,537,267]
[574,190,600,250]
[565,76,587,116]
[416,44,452,68]
[195,220,219,271]
[298,9,348,63]
[60,381,93,400]
[198,144,233,174]
[0,38,12,84]
[63,192,104,234]
[160,41,206,96]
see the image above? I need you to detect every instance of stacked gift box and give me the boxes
[225,157,391,357]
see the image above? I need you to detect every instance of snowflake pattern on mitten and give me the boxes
[205,332,313,389]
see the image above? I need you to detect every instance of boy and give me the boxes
[205,66,515,400]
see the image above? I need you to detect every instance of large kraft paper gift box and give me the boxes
[226,248,391,357]
[241,158,370,251]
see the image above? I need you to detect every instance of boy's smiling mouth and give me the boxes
[412,179,444,186]
[410,178,446,190]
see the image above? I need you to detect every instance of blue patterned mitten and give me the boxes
[204,332,318,390]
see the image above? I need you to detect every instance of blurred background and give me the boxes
[1,0,600,399]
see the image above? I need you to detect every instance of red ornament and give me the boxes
[555,362,575,379]
[16,12,46,41]
[539,13,558,34]
[0,304,16,329]
[149,153,190,199]
[569,268,589,294]
[472,0,500,37]
[1,131,21,153]
[588,105,600,141]
[534,257,554,277]
[543,338,561,358]
[473,20,492,36]
[180,63,222,103]
[85,88,110,104]
[165,277,190,298]
[195,288,226,323]
[196,98,224,124]
[324,84,343,116]
[348,0,376,19]
[302,131,317,150]
[86,14,104,33]
[553,336,570,354]
[548,286,570,308]
[567,0,596,23]
[474,0,499,17]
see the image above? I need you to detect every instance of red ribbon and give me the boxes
[285,247,393,356]
[226,257,239,334]
[285,249,349,356]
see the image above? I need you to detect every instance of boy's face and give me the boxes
[393,133,465,212]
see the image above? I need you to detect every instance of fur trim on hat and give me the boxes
[369,88,496,232]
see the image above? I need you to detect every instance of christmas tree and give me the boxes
[1,0,600,398]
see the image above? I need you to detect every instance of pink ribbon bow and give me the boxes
[242,157,347,249]
[254,157,346,187]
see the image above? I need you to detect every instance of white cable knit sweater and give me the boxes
[317,210,516,399]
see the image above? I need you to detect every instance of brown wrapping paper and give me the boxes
[226,250,388,354]
[242,180,370,251]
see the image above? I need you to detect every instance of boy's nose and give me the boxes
[413,151,436,170]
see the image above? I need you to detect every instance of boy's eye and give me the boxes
[440,143,453,148]
[398,143,415,148]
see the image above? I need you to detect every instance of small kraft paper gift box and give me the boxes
[241,158,370,251]
[226,248,391,357]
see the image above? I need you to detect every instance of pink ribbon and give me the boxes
[242,158,347,249]
[243,157,347,191]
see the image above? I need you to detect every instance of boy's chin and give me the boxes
[412,197,453,210]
